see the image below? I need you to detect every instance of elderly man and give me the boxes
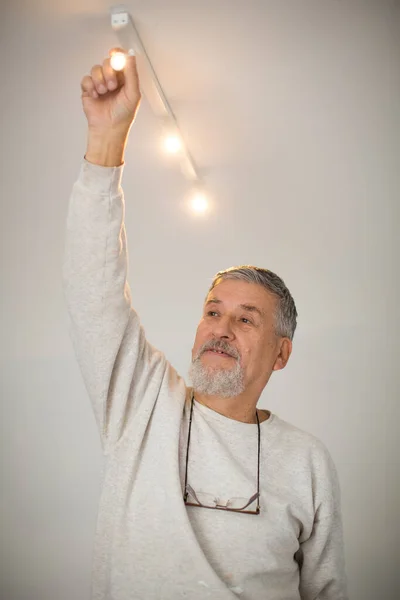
[63,49,348,600]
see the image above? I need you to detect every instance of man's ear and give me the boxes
[272,338,292,372]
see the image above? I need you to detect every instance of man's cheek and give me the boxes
[240,348,251,364]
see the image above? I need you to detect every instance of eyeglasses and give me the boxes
[183,394,261,516]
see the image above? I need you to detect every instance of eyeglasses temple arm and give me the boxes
[183,394,195,500]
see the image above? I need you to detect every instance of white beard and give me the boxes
[189,352,245,398]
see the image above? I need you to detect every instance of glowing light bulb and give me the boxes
[164,135,182,154]
[110,51,127,72]
[190,191,208,214]
[110,48,135,71]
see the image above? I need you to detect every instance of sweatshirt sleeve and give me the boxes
[297,443,349,600]
[62,159,169,454]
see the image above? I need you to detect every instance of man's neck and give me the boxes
[193,391,270,424]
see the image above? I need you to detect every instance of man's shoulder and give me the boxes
[271,414,334,464]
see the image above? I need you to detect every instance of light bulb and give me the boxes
[164,135,182,154]
[110,51,127,72]
[110,48,135,71]
[190,191,208,214]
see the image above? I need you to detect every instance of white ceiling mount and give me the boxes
[109,6,201,184]
[110,9,129,29]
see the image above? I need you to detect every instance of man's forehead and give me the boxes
[205,280,275,306]
[205,291,277,318]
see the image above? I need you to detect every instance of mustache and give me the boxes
[195,339,240,361]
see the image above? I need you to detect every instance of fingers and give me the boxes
[80,65,107,99]
[109,46,140,98]
[102,57,119,90]
[80,49,140,101]
[121,54,140,98]
[81,64,119,99]
[80,75,98,99]
[91,64,109,95]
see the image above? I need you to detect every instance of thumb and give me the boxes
[123,52,140,100]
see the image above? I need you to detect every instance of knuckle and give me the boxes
[81,75,93,90]
[90,65,104,81]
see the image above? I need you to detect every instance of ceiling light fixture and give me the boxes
[110,6,202,185]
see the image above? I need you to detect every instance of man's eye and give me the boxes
[240,318,252,324]
[207,311,219,317]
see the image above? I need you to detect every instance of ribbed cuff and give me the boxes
[78,158,125,195]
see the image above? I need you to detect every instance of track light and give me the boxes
[110,7,205,190]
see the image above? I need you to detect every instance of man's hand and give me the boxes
[80,48,141,166]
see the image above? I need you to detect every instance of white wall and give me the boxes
[1,1,399,599]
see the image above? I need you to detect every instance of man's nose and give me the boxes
[211,315,235,339]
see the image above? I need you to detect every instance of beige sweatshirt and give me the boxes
[62,159,348,600]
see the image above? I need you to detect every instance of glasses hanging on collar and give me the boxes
[183,394,261,516]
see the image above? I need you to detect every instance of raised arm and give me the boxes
[62,49,169,453]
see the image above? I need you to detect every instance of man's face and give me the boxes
[190,279,291,397]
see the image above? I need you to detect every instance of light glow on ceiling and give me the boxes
[163,135,183,154]
[190,191,209,214]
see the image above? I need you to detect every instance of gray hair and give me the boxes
[208,265,298,340]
